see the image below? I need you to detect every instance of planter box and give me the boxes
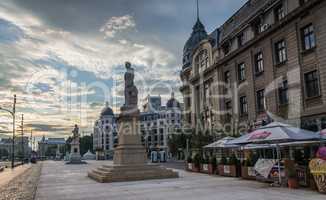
[200,164,216,174]
[208,164,216,175]
[218,165,237,177]
[192,163,200,172]
[241,167,256,180]
[201,164,209,173]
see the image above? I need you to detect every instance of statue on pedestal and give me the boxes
[88,62,178,182]
[121,62,138,115]
[66,124,86,164]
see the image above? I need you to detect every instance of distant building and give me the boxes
[93,102,118,160]
[0,136,30,159]
[140,93,182,156]
[38,137,66,159]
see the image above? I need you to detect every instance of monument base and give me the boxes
[88,164,178,183]
[66,153,87,165]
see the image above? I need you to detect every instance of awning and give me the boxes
[229,122,319,145]
[204,137,239,149]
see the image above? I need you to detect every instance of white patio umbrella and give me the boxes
[204,137,239,149]
[229,122,319,145]
[229,122,319,185]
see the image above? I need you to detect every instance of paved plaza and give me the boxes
[35,161,325,200]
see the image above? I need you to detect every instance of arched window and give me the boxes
[195,49,209,73]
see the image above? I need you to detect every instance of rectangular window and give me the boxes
[256,89,265,112]
[225,101,232,122]
[239,96,248,116]
[222,43,230,55]
[224,71,230,84]
[226,101,232,112]
[238,33,245,47]
[302,24,316,51]
[275,4,285,21]
[278,80,289,105]
[304,70,320,98]
[254,52,264,75]
[224,71,231,92]
[238,63,246,82]
[275,40,287,64]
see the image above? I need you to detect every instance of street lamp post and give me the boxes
[21,114,24,165]
[0,94,16,169]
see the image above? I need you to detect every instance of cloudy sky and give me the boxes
[0,0,246,139]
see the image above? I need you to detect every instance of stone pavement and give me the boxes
[0,164,31,188]
[36,161,325,200]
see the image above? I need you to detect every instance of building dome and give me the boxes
[166,93,181,108]
[183,19,208,69]
[101,102,114,116]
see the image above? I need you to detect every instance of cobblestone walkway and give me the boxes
[0,163,42,200]
[36,161,325,200]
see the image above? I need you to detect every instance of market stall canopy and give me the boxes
[204,137,239,149]
[229,122,319,145]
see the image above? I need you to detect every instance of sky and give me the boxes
[0,0,246,139]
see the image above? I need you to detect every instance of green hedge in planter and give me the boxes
[220,156,227,165]
[210,157,217,168]
[202,157,209,164]
[228,154,238,166]
[193,154,202,168]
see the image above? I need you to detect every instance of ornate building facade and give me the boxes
[93,102,118,159]
[140,93,182,156]
[180,0,326,135]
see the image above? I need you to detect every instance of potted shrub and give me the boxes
[193,154,202,172]
[201,157,210,173]
[227,154,238,177]
[186,156,193,171]
[208,156,217,175]
[218,156,227,176]
[241,153,256,180]
[287,167,299,189]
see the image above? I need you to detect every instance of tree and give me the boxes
[64,135,93,155]
[80,135,93,155]
[0,148,9,159]
[167,133,191,158]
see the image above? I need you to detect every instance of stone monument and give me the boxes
[66,124,86,164]
[88,62,178,182]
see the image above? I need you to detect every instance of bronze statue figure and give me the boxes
[123,62,138,109]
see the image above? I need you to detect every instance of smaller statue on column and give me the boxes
[66,124,85,164]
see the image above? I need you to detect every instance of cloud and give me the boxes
[0,1,179,130]
[100,15,136,38]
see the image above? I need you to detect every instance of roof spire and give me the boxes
[196,0,199,20]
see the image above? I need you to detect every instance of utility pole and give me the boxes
[30,129,33,151]
[33,137,36,152]
[11,95,16,168]
[21,114,24,165]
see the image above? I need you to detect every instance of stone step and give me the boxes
[87,165,178,183]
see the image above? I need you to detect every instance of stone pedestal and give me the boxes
[66,139,86,164]
[88,109,178,182]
